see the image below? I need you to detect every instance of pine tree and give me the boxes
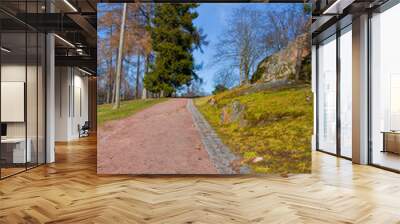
[144,3,205,96]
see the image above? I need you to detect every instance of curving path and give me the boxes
[97,98,218,174]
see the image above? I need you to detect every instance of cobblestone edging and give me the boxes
[187,99,251,174]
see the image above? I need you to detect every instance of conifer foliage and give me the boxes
[144,3,206,96]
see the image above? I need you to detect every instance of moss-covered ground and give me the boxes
[195,84,313,174]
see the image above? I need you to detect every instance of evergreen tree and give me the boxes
[144,3,205,96]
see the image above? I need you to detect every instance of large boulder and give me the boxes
[254,34,310,83]
[220,100,247,126]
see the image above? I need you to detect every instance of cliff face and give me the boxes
[252,34,310,83]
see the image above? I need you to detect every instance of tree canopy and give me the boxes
[144,3,206,96]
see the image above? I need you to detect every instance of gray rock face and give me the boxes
[220,100,246,125]
[257,34,310,83]
[231,100,245,122]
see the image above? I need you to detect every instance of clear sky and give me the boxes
[98,3,303,94]
[192,3,293,94]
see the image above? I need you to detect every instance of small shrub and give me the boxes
[212,84,228,95]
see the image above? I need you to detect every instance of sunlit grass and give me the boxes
[97,98,167,126]
[195,85,313,174]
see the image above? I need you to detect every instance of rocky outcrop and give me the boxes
[254,34,310,83]
[220,100,247,127]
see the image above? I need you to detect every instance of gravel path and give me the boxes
[97,98,218,174]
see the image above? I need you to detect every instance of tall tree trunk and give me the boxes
[136,55,141,99]
[294,38,304,82]
[244,60,249,84]
[111,77,115,104]
[111,49,118,104]
[239,58,244,85]
[106,59,112,103]
[142,54,151,99]
[106,59,110,103]
[142,4,152,99]
[113,3,127,109]
[121,64,128,100]
[106,25,113,104]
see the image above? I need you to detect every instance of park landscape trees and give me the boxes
[212,4,311,91]
[144,3,207,97]
[98,3,311,104]
[98,3,152,107]
[97,3,313,174]
[98,3,206,106]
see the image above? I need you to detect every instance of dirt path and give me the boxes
[97,98,218,174]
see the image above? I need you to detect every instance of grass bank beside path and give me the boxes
[195,84,313,174]
[98,98,167,126]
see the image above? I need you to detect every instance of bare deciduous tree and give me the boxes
[262,5,311,81]
[98,3,152,105]
[213,7,265,85]
[213,67,238,89]
[213,4,310,87]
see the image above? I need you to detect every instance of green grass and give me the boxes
[195,84,313,174]
[97,99,167,126]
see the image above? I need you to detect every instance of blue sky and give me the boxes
[193,3,292,93]
[98,3,303,94]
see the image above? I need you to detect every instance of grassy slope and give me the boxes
[195,85,313,174]
[98,99,167,126]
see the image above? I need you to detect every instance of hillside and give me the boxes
[195,84,313,174]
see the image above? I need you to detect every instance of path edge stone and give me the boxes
[187,99,251,174]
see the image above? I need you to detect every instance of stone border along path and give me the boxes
[187,99,251,174]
